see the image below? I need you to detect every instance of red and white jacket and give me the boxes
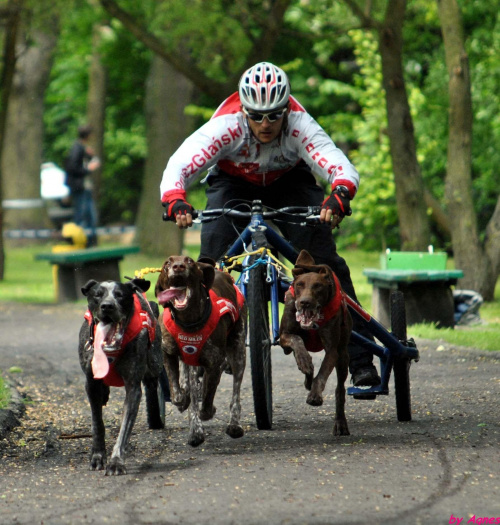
[160,93,360,204]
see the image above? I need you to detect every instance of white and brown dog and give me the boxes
[279,250,352,436]
[155,256,246,447]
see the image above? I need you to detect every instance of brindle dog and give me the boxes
[279,250,352,436]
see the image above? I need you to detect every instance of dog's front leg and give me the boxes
[199,365,221,422]
[107,382,142,475]
[333,346,350,436]
[164,351,190,412]
[308,343,338,407]
[187,366,205,447]
[280,333,314,390]
[224,343,246,439]
[85,378,108,471]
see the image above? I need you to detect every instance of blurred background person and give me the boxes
[64,124,100,247]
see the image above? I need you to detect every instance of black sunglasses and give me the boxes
[243,107,287,123]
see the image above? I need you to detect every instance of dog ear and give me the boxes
[81,279,98,296]
[130,278,151,293]
[197,261,216,290]
[292,250,316,277]
[296,250,315,266]
[318,266,335,286]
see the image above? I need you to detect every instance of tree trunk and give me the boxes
[135,56,195,255]
[437,0,499,300]
[0,0,23,280]
[86,23,107,204]
[378,0,431,250]
[1,22,59,230]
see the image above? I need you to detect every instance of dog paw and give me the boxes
[90,452,106,471]
[173,392,190,412]
[306,392,324,406]
[226,424,244,439]
[105,458,127,476]
[188,430,205,448]
[333,419,350,436]
[200,405,216,421]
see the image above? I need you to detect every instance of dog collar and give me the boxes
[168,287,213,333]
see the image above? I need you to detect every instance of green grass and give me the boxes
[0,373,10,410]
[1,242,499,351]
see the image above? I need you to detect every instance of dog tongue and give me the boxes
[92,323,111,379]
[157,287,185,305]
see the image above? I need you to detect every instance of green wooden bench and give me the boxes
[363,251,464,328]
[35,245,140,303]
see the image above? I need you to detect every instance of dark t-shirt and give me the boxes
[65,141,90,193]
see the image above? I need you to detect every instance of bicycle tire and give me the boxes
[390,291,412,422]
[247,255,273,430]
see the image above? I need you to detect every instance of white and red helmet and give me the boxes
[238,62,290,111]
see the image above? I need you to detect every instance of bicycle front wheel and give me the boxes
[247,256,273,430]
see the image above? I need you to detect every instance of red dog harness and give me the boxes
[285,272,347,353]
[163,285,245,366]
[85,294,157,387]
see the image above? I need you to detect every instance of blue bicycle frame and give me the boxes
[217,206,419,399]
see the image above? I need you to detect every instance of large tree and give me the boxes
[136,57,195,255]
[437,0,500,300]
[0,0,23,279]
[341,0,431,250]
[1,4,59,230]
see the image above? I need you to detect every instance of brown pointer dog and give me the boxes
[279,250,352,436]
[155,256,246,447]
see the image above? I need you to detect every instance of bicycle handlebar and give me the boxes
[162,202,322,225]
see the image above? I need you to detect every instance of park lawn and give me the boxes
[1,242,499,352]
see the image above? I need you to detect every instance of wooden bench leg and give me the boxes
[56,265,79,302]
[371,286,392,328]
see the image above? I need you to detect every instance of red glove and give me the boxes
[321,186,352,218]
[165,199,193,220]
[162,190,193,221]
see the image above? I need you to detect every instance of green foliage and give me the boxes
[39,0,499,253]
[404,0,500,236]
[330,30,399,250]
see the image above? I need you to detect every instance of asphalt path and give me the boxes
[0,301,499,525]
